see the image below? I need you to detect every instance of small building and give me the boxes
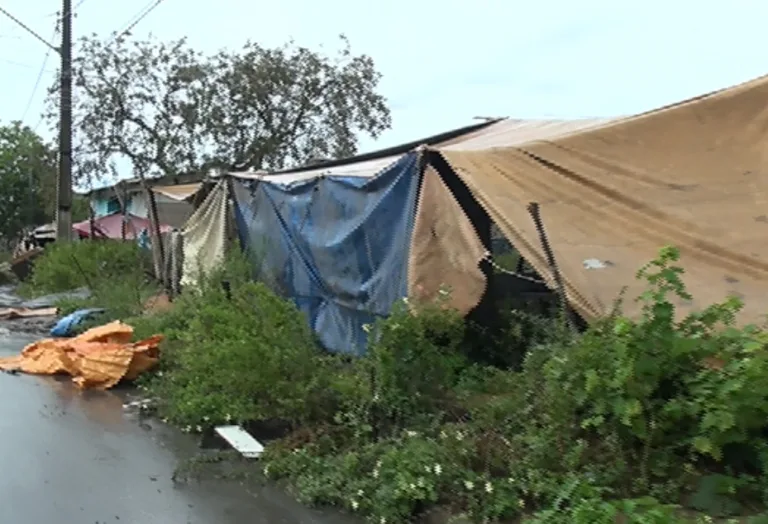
[86,172,205,229]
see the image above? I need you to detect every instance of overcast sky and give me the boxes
[1,0,767,188]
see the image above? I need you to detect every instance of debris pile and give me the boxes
[0,320,162,389]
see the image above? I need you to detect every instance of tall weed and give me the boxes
[26,240,149,294]
[23,240,156,321]
[262,246,768,523]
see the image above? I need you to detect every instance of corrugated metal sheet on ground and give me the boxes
[232,153,422,355]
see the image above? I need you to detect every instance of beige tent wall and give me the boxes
[439,75,768,324]
[408,164,488,314]
[180,179,230,288]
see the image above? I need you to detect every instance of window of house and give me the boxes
[106,198,121,214]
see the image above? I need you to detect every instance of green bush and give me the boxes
[258,246,768,523]
[515,248,768,501]
[264,430,506,524]
[364,295,468,429]
[26,239,149,294]
[142,249,333,429]
[21,240,157,323]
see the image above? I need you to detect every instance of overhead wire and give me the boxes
[27,0,89,132]
[23,18,61,125]
[68,0,168,131]
[113,0,166,40]
[0,6,57,52]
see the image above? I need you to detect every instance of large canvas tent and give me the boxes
[436,74,768,324]
[179,73,768,354]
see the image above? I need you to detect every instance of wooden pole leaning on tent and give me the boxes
[139,177,166,287]
[526,202,575,330]
[114,182,128,241]
[88,201,96,239]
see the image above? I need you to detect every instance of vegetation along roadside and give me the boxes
[22,241,768,524]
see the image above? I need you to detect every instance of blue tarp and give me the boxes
[232,153,422,355]
[50,308,106,337]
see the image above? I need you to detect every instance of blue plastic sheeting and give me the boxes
[233,153,421,355]
[137,228,151,250]
[50,308,106,338]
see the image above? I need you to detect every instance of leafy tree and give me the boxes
[45,33,391,183]
[48,36,210,184]
[0,121,57,247]
[202,35,391,171]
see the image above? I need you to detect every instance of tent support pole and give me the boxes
[527,202,574,330]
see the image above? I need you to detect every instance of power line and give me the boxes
[43,0,86,19]
[22,19,61,124]
[0,6,57,52]
[115,0,166,39]
[0,58,52,70]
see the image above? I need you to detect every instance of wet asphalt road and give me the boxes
[0,328,358,524]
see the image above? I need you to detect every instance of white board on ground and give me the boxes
[214,425,264,458]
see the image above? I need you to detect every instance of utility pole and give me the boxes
[56,0,73,242]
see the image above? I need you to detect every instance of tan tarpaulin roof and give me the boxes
[437,74,768,324]
[153,183,202,201]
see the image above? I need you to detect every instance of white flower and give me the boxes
[263,466,270,476]
[157,371,164,377]
[409,483,416,490]
[405,430,417,437]
[183,425,192,433]
[485,481,493,494]
[402,297,410,304]
[362,323,371,333]
[373,393,380,402]
[351,500,359,510]
[417,477,425,488]
[434,464,442,475]
[518,499,525,508]
[203,416,210,422]
[464,480,474,490]
[456,431,465,441]
[439,430,448,439]
[357,489,364,497]
[380,518,387,524]
[225,413,232,422]
[373,469,380,479]
[195,425,202,433]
